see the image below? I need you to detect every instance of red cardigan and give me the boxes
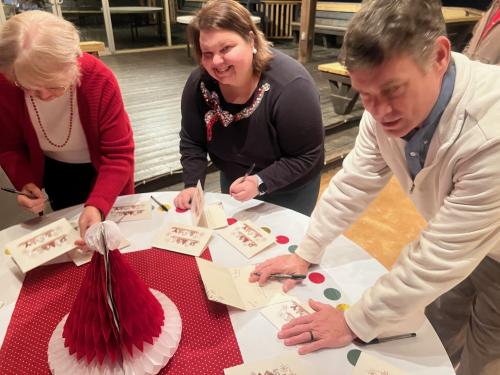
[0,53,135,215]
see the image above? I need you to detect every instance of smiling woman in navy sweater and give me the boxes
[174,0,324,216]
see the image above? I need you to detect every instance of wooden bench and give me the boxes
[291,2,357,46]
[292,3,482,50]
[318,62,359,115]
[79,41,105,57]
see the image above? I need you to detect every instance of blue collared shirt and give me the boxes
[402,60,456,180]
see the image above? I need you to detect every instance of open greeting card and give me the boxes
[196,258,290,310]
[192,181,228,229]
[224,353,308,375]
[260,298,314,329]
[153,223,212,256]
[107,201,152,223]
[219,220,274,258]
[5,218,80,273]
[352,352,407,375]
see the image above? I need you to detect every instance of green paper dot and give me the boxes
[260,226,271,234]
[288,244,298,253]
[324,287,341,301]
[347,349,362,366]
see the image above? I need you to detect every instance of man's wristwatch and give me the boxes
[256,175,267,196]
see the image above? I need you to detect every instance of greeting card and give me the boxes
[5,218,80,273]
[219,220,274,258]
[153,223,212,257]
[192,181,228,229]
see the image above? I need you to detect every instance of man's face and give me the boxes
[349,52,446,138]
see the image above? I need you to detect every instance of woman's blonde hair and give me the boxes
[0,10,82,88]
[188,0,273,74]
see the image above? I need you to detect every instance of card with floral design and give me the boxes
[219,220,274,258]
[153,223,212,256]
[224,353,308,374]
[5,218,80,273]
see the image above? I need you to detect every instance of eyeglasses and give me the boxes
[14,80,68,95]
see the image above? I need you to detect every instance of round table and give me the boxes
[0,192,454,374]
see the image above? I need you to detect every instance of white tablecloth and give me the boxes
[0,192,454,374]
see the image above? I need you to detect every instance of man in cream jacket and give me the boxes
[250,1,500,374]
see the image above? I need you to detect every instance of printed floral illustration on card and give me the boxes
[224,353,308,375]
[219,220,274,258]
[5,218,80,273]
[153,223,212,257]
[107,201,152,222]
[260,299,314,329]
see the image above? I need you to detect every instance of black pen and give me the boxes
[253,272,307,280]
[150,195,169,212]
[357,333,416,345]
[1,186,35,199]
[1,187,46,216]
[241,162,256,183]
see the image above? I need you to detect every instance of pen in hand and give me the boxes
[356,333,417,345]
[1,186,37,199]
[252,272,307,280]
[1,186,47,216]
[241,162,256,183]
[150,195,169,212]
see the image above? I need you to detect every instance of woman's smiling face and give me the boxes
[199,28,254,87]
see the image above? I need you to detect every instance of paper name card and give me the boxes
[153,223,212,257]
[5,218,80,273]
[192,181,228,229]
[224,353,308,375]
[107,201,152,223]
[352,352,407,375]
[196,258,290,310]
[219,220,274,258]
[260,298,314,329]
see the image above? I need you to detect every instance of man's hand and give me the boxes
[278,299,356,354]
[230,175,259,202]
[17,183,46,213]
[249,253,310,292]
[75,206,102,247]
[174,187,196,209]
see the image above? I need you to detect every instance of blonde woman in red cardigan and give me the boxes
[0,11,135,239]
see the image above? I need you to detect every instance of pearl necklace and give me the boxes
[29,87,74,148]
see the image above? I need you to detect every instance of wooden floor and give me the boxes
[101,42,361,187]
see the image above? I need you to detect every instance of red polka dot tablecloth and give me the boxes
[0,248,243,374]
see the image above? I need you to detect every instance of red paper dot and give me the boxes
[275,235,289,244]
[308,272,325,284]
[227,218,237,225]
[176,207,188,213]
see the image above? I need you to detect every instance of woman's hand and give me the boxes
[230,175,259,201]
[17,183,46,213]
[174,187,197,209]
[249,253,311,292]
[75,206,102,247]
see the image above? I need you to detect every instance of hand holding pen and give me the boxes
[230,162,258,201]
[2,183,47,215]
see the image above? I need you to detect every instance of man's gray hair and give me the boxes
[340,0,446,70]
